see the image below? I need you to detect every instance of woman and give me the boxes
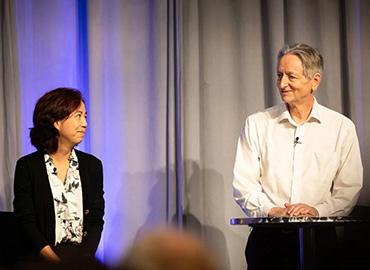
[13,88,104,263]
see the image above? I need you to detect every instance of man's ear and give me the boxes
[311,72,321,92]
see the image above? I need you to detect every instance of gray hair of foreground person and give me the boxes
[117,228,218,270]
[277,43,323,79]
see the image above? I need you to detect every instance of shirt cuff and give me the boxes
[261,201,276,217]
[314,204,329,217]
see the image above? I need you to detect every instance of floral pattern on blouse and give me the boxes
[45,149,84,245]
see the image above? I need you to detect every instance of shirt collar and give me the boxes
[69,149,78,164]
[309,98,321,123]
[277,97,322,125]
[44,148,78,164]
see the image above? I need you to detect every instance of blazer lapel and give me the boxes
[32,152,55,224]
[76,150,90,210]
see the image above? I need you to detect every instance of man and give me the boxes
[232,44,363,269]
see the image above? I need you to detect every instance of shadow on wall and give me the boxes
[139,168,171,232]
[102,168,169,266]
[137,161,231,269]
[103,163,230,269]
[182,160,231,270]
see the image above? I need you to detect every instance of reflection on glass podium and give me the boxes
[230,212,370,270]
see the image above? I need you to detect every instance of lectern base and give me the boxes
[245,227,337,270]
[246,227,299,270]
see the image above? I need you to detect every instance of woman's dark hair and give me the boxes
[30,87,83,153]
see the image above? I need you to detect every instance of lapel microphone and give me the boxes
[294,136,302,146]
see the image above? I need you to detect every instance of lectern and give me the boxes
[230,216,362,270]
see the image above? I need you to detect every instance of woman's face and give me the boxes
[54,102,87,149]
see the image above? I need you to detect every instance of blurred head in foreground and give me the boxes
[118,227,218,270]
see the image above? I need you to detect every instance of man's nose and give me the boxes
[279,74,288,89]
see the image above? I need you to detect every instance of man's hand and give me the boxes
[284,203,319,217]
[268,207,289,217]
[268,203,319,217]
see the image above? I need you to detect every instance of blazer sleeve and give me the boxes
[13,157,49,253]
[81,157,105,256]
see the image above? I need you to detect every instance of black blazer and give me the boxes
[13,149,104,256]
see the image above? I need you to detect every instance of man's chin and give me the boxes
[280,96,292,104]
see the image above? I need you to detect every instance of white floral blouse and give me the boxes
[44,149,84,245]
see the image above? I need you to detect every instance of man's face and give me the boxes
[276,54,320,106]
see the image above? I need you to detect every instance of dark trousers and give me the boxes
[13,243,96,269]
[54,243,85,261]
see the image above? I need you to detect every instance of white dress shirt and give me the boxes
[233,99,363,217]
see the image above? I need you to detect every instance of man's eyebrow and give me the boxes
[277,71,299,75]
[283,70,300,75]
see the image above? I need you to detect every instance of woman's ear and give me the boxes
[54,121,61,131]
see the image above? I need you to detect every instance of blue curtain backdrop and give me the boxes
[1,0,370,269]
[13,0,182,264]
